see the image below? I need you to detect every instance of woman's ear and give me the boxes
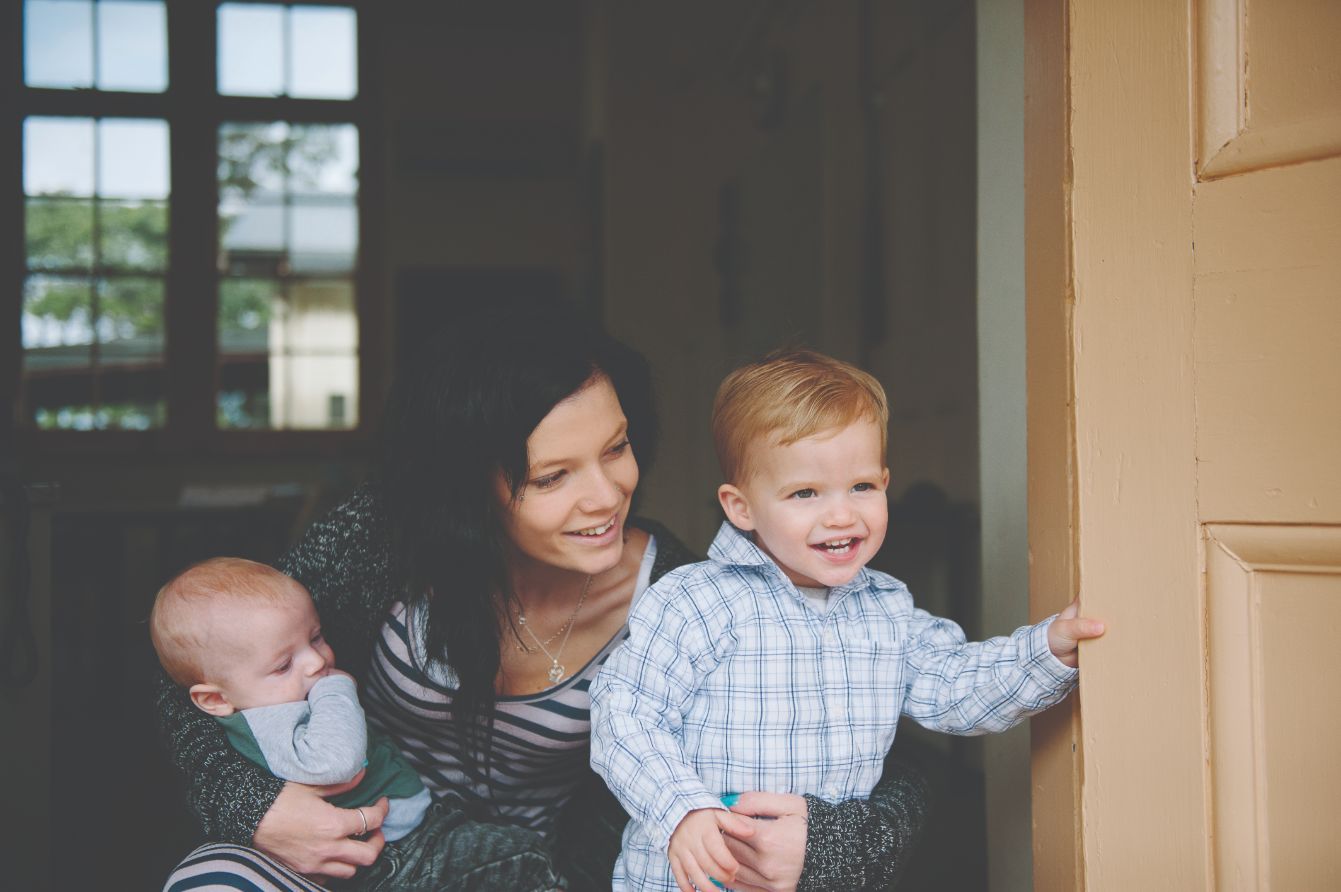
[718,484,755,531]
[189,683,237,717]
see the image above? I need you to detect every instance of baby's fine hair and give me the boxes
[149,557,299,687]
[712,347,889,484]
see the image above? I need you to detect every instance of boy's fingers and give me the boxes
[704,829,740,879]
[1060,599,1079,620]
[669,854,695,892]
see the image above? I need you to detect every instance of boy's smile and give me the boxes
[718,418,889,588]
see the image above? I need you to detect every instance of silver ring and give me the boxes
[356,807,368,836]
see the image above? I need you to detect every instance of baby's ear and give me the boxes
[718,484,755,531]
[189,683,236,717]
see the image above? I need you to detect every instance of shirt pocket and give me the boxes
[831,637,907,736]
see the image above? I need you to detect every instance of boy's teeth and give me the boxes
[823,538,855,551]
[575,520,614,536]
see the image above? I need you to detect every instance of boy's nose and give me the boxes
[824,500,855,526]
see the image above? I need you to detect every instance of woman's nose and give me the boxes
[580,469,623,512]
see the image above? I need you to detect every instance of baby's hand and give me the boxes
[668,808,756,892]
[1047,598,1105,668]
[326,668,355,683]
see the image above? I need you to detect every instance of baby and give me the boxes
[150,557,431,847]
[591,348,1104,892]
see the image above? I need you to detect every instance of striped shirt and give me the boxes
[590,521,1078,892]
[361,537,657,836]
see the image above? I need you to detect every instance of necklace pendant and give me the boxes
[548,662,565,683]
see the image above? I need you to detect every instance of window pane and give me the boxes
[26,198,95,271]
[219,197,285,275]
[25,117,95,196]
[290,6,357,99]
[100,200,168,271]
[99,119,169,199]
[219,277,276,355]
[23,275,94,354]
[24,0,94,89]
[219,279,357,430]
[98,1,167,92]
[288,124,359,196]
[291,199,357,273]
[98,277,165,353]
[218,3,283,97]
[219,121,289,202]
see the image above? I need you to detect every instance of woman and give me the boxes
[157,297,928,891]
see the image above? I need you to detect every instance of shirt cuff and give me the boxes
[1025,615,1080,688]
[650,790,731,852]
[309,673,357,700]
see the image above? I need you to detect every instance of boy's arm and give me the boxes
[590,573,727,852]
[901,596,1078,735]
[244,675,369,786]
[152,666,286,843]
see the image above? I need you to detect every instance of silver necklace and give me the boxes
[515,575,592,683]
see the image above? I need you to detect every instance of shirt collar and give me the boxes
[707,520,872,598]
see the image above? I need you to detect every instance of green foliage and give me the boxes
[218,123,342,198]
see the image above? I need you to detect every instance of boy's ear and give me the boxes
[718,484,756,531]
[189,683,237,717]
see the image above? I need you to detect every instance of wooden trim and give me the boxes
[1023,0,1084,887]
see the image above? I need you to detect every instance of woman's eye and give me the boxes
[791,488,816,499]
[530,471,564,490]
[311,632,324,645]
[606,439,631,457]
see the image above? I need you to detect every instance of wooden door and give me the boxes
[1024,0,1341,888]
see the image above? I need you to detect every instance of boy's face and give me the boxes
[194,581,336,714]
[718,419,889,588]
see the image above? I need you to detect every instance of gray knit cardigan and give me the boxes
[154,485,928,890]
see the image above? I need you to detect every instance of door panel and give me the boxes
[1207,526,1341,890]
[1198,0,1341,178]
[1194,159,1341,523]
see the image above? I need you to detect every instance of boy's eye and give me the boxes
[791,488,816,499]
[852,482,875,492]
[273,659,292,675]
[311,631,324,645]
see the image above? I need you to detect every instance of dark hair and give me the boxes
[378,295,656,765]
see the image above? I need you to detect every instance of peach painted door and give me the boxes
[1026,0,1341,888]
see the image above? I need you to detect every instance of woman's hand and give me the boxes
[721,792,808,892]
[253,774,388,880]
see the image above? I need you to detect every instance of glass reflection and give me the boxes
[98,1,167,92]
[24,0,94,89]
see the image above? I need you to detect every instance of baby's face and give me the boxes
[729,419,889,588]
[203,584,336,712]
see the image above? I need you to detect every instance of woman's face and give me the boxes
[497,375,641,578]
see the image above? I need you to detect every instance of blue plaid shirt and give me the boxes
[590,521,1078,891]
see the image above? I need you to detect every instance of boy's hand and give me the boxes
[1047,598,1105,668]
[668,808,757,892]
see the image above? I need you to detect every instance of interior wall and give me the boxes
[976,0,1031,889]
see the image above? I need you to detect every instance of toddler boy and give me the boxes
[591,348,1104,892]
[150,557,431,846]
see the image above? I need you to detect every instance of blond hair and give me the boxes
[149,557,300,686]
[712,347,889,483]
